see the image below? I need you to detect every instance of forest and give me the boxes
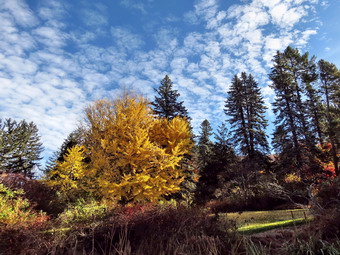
[0,46,339,254]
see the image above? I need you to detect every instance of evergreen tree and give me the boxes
[195,122,237,203]
[302,55,324,144]
[195,119,213,203]
[44,128,84,174]
[270,47,316,154]
[152,75,190,120]
[152,75,195,203]
[270,47,323,178]
[197,119,213,166]
[0,118,43,177]
[319,59,340,176]
[224,72,269,158]
[208,124,236,191]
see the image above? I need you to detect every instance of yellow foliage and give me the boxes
[284,173,302,183]
[47,145,90,195]
[85,95,192,203]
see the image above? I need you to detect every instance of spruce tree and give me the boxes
[270,50,300,154]
[195,119,214,203]
[270,47,316,153]
[0,118,43,177]
[224,72,269,158]
[152,75,190,120]
[197,119,213,166]
[209,123,236,186]
[196,122,237,203]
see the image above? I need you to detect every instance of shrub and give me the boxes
[209,175,290,213]
[315,177,340,209]
[58,198,108,224]
[0,173,63,215]
[0,183,48,228]
[42,206,239,255]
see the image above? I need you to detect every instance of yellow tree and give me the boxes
[85,95,192,203]
[46,145,90,197]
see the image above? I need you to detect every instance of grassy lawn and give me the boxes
[222,209,313,234]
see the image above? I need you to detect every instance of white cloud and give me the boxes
[183,11,199,24]
[33,26,67,48]
[270,3,307,29]
[0,55,38,75]
[296,29,317,46]
[111,26,144,50]
[82,9,108,27]
[120,0,147,14]
[1,0,38,27]
[153,27,178,49]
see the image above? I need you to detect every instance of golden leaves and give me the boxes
[46,145,88,193]
[86,95,192,203]
[47,94,193,204]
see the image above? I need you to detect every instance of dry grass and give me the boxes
[0,205,241,255]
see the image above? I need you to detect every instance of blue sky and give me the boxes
[0,0,339,163]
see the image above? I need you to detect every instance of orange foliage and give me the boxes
[317,143,337,178]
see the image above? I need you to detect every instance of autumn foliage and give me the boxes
[47,95,192,204]
[47,145,90,198]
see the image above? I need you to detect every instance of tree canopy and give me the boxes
[0,118,43,177]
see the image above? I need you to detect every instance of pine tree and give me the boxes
[224,72,269,158]
[270,47,323,178]
[302,55,324,144]
[152,75,190,120]
[270,50,300,154]
[0,119,43,177]
[318,59,340,176]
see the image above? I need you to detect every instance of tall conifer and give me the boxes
[152,75,190,120]
[224,72,269,158]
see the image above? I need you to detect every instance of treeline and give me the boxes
[0,46,339,208]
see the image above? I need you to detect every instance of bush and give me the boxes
[0,183,48,228]
[58,198,108,225]
[310,177,340,240]
[209,175,291,213]
[0,173,63,215]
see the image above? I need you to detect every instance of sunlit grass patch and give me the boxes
[238,217,312,234]
[220,209,313,234]
[227,209,311,225]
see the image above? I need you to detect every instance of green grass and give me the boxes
[238,217,312,234]
[221,209,313,234]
